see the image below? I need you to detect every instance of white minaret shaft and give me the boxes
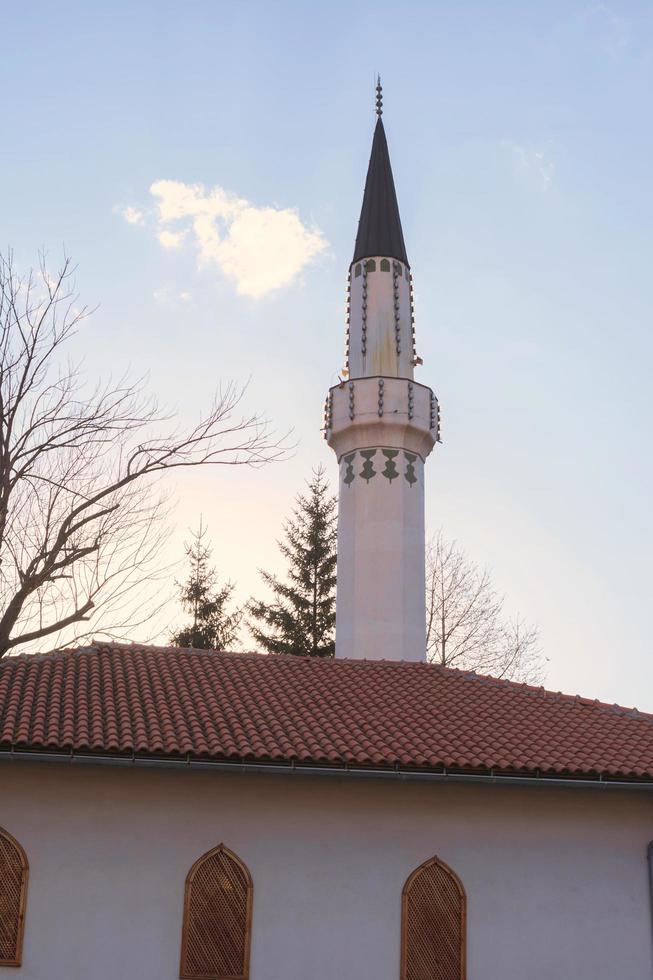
[325,84,440,662]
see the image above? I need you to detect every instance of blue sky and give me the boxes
[2,1,653,707]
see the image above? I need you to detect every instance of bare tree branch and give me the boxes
[425,529,545,684]
[0,251,286,657]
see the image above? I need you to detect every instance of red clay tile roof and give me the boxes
[1,643,653,781]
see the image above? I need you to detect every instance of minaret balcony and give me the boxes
[325,376,438,460]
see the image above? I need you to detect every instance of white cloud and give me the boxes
[157,229,186,250]
[122,206,145,225]
[148,179,327,298]
[504,142,555,193]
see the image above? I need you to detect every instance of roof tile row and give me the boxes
[2,643,653,780]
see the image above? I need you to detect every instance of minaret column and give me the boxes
[325,81,440,662]
[326,377,438,661]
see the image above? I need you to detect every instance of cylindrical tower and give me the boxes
[324,83,440,662]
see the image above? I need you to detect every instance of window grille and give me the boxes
[180,844,252,980]
[401,855,466,980]
[0,827,28,967]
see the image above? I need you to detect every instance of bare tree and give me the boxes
[0,252,284,658]
[425,530,544,683]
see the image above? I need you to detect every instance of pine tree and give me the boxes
[171,520,242,650]
[248,466,337,657]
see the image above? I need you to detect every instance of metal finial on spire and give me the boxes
[375,75,383,117]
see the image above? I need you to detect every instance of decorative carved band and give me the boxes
[340,449,422,486]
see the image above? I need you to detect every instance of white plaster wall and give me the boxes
[1,763,652,980]
[335,447,427,661]
[326,379,436,663]
[348,257,413,379]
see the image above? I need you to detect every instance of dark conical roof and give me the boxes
[353,116,409,266]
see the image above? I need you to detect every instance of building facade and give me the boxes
[2,644,653,979]
[1,761,652,979]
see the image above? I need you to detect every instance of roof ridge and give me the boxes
[2,643,269,664]
[3,642,652,723]
[434,662,653,723]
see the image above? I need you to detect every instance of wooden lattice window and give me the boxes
[180,843,252,980]
[0,827,28,967]
[401,855,466,980]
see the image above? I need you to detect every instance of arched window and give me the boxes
[0,827,28,967]
[401,855,466,980]
[354,263,362,277]
[380,258,391,271]
[180,843,253,980]
[365,259,376,272]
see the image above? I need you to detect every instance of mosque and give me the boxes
[1,85,653,980]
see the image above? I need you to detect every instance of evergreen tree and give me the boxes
[171,520,242,650]
[248,466,337,657]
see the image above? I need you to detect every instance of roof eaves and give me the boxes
[3,746,653,790]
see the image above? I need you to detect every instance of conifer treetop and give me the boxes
[248,466,337,657]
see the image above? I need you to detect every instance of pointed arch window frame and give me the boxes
[400,854,466,980]
[0,825,29,968]
[179,842,253,980]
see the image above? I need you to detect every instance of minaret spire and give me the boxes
[323,87,440,663]
[353,85,408,267]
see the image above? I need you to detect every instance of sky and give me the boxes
[2,0,653,708]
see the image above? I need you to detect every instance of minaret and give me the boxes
[324,80,440,662]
